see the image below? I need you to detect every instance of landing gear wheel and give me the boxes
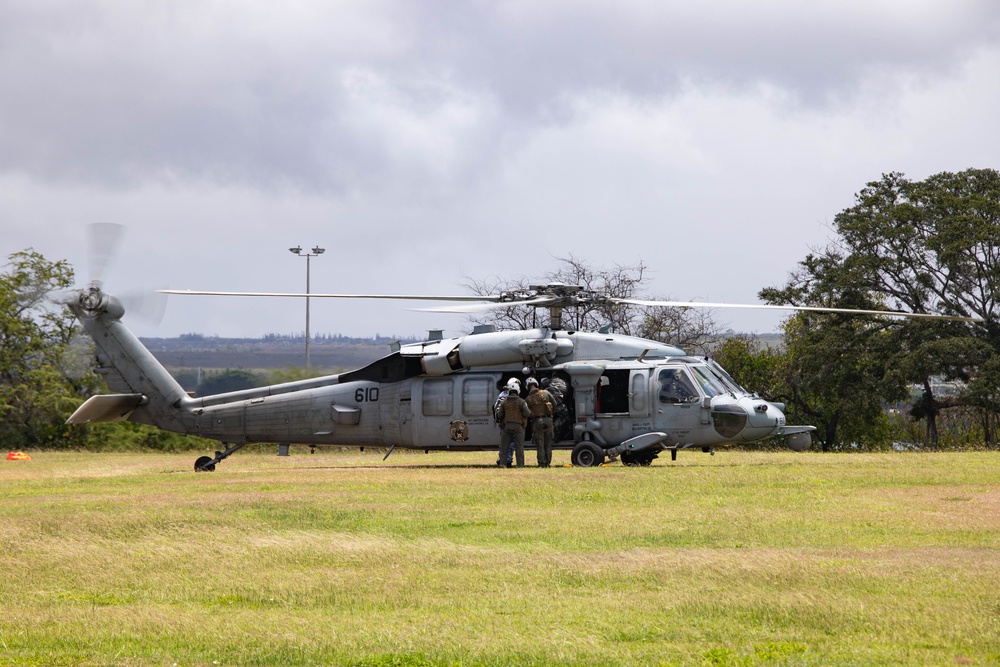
[192,443,246,472]
[194,455,216,472]
[571,441,606,467]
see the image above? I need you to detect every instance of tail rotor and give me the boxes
[57,223,167,324]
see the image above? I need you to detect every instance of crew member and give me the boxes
[498,386,529,468]
[525,377,556,467]
[543,377,571,441]
[494,378,521,466]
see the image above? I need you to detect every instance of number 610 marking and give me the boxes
[355,387,379,403]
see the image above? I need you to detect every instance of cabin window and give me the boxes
[630,371,647,413]
[462,377,493,416]
[596,369,631,413]
[422,379,454,416]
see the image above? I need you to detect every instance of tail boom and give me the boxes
[67,290,190,433]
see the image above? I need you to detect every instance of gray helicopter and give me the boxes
[65,276,980,471]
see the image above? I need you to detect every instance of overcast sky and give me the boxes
[3,1,999,341]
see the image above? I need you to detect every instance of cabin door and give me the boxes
[629,369,651,418]
[378,383,401,445]
[412,378,455,448]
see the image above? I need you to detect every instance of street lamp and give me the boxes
[289,245,325,368]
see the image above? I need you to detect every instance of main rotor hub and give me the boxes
[493,283,619,330]
[527,282,583,296]
[499,283,605,308]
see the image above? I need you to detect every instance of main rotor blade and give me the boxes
[159,290,499,302]
[616,298,984,323]
[161,289,981,323]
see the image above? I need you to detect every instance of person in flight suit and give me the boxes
[498,386,530,468]
[524,377,556,467]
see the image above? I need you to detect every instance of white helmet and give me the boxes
[506,378,521,391]
[526,377,538,387]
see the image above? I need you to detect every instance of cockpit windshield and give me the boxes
[691,365,728,398]
[706,359,750,396]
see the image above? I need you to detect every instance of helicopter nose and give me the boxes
[741,398,786,440]
[710,398,786,442]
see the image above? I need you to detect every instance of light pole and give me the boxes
[289,245,325,368]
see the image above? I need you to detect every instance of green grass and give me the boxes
[2,449,999,666]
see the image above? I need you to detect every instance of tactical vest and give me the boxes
[501,397,529,427]
[526,388,554,418]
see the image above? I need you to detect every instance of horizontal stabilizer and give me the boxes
[67,394,146,424]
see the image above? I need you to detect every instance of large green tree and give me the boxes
[710,335,786,402]
[762,168,1000,448]
[0,250,98,448]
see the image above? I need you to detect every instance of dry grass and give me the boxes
[2,449,999,666]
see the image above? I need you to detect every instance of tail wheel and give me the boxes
[571,441,606,467]
[194,456,216,472]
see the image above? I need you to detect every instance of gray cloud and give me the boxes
[2,0,999,338]
[3,1,998,193]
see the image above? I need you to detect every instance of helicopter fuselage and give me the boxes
[68,304,813,469]
[187,355,788,453]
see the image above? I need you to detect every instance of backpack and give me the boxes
[493,395,505,425]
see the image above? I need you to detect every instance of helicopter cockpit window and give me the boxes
[657,368,698,404]
[691,365,728,398]
[422,379,454,416]
[707,359,751,396]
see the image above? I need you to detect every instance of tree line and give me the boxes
[718,168,1000,450]
[3,168,998,451]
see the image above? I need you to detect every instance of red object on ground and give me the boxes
[6,451,30,460]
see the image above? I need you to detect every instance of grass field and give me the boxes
[2,448,999,666]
